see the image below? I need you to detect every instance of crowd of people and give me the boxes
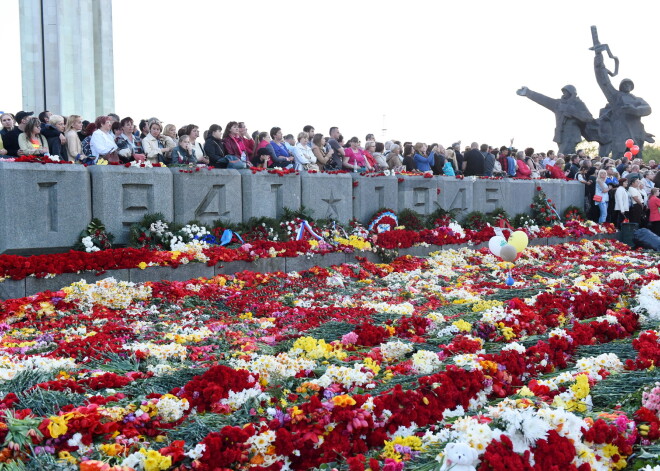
[2,109,659,234]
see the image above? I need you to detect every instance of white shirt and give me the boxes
[294,142,316,170]
[90,129,118,157]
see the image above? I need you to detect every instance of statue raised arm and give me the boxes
[517,85,593,155]
[592,27,653,157]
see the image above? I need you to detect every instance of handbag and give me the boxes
[593,195,603,202]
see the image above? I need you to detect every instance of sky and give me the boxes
[4,0,660,152]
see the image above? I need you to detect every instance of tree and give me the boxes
[576,139,600,158]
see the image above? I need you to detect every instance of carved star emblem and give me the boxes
[321,189,342,218]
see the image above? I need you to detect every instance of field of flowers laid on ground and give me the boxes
[2,239,660,470]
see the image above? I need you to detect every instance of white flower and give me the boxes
[185,444,206,460]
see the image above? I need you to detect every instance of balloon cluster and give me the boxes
[489,231,529,286]
[624,138,639,159]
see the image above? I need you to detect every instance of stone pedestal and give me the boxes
[397,176,438,215]
[437,177,473,216]
[351,174,398,223]
[301,173,353,222]
[0,162,91,254]
[240,170,301,222]
[171,168,242,225]
[88,166,173,244]
[561,181,585,214]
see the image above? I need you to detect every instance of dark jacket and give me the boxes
[463,148,484,176]
[204,137,227,168]
[1,127,21,156]
[41,125,68,161]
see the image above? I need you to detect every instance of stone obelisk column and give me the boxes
[19,0,115,118]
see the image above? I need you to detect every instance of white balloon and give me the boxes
[488,236,507,257]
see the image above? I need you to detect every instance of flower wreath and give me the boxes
[368,210,398,234]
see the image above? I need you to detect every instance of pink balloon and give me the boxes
[631,145,640,156]
[625,138,635,149]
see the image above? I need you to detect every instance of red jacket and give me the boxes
[545,164,566,180]
[516,159,531,178]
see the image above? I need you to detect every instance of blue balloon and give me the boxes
[506,276,515,286]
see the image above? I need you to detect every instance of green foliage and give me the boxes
[425,207,461,228]
[486,207,510,225]
[576,139,600,158]
[17,389,87,416]
[461,211,489,231]
[73,218,114,252]
[280,205,315,222]
[398,208,425,231]
[563,205,586,221]
[128,213,174,249]
[530,188,560,225]
[641,144,660,163]
[512,212,536,228]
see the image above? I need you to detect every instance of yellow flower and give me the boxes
[58,451,77,464]
[571,374,590,400]
[48,413,73,438]
[517,386,535,397]
[139,449,172,471]
[363,357,381,375]
[453,319,472,332]
[138,262,148,270]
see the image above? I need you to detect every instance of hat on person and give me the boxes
[15,111,33,123]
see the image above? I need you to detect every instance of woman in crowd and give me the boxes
[142,120,175,164]
[515,150,531,178]
[362,141,377,170]
[80,122,96,159]
[90,116,119,162]
[614,178,629,228]
[294,132,318,171]
[594,169,610,224]
[343,137,371,171]
[64,115,83,163]
[402,144,415,171]
[185,124,208,165]
[371,142,388,171]
[443,148,457,176]
[524,152,542,178]
[413,142,434,173]
[628,177,645,224]
[222,121,249,168]
[170,134,197,165]
[111,121,123,139]
[252,131,275,168]
[41,114,67,160]
[18,117,49,156]
[311,133,332,171]
[545,158,566,179]
[387,144,404,171]
[205,124,231,168]
[116,117,144,163]
[648,187,660,235]
[163,124,178,145]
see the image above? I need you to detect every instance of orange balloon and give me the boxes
[624,151,632,159]
[625,138,635,148]
[631,145,640,155]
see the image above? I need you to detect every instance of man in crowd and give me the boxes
[463,142,484,176]
[2,111,32,156]
[482,144,495,177]
[567,154,581,179]
[326,127,345,170]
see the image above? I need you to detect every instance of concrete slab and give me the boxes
[351,174,398,224]
[240,171,301,222]
[301,173,353,222]
[172,168,242,226]
[397,176,438,215]
[88,166,173,245]
[0,162,91,254]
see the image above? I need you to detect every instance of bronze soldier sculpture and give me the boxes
[516,85,593,155]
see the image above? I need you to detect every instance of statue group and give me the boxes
[517,26,654,158]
